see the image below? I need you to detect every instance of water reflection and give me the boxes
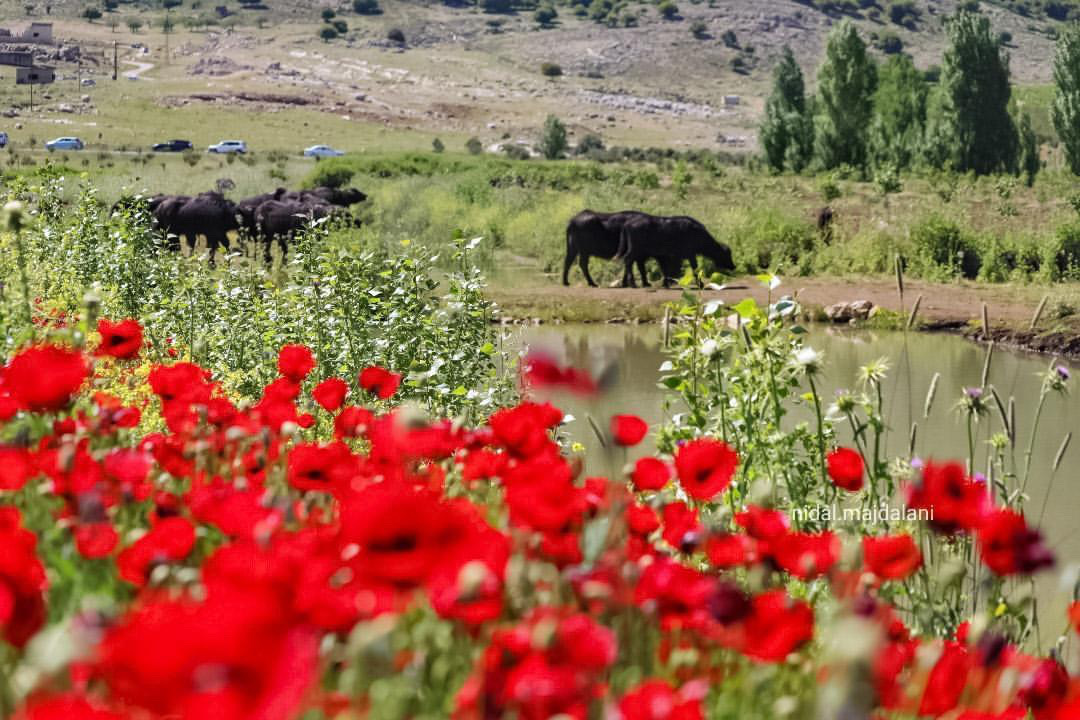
[508,322,1080,644]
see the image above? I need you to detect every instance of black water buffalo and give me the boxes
[152,192,238,264]
[817,206,835,244]
[236,188,289,237]
[563,210,680,287]
[253,199,341,263]
[615,214,735,288]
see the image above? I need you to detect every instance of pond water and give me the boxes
[507,322,1080,645]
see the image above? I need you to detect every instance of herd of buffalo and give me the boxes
[117,186,368,264]
[118,186,793,286]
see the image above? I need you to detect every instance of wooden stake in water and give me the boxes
[981,303,990,342]
[894,254,905,311]
[1030,295,1049,331]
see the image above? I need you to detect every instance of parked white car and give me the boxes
[208,140,247,154]
[45,136,84,150]
[303,144,345,158]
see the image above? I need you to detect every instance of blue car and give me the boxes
[45,137,84,150]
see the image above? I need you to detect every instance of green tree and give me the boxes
[319,26,338,42]
[126,16,141,32]
[925,11,1018,174]
[1017,110,1039,186]
[539,114,567,159]
[869,54,928,170]
[814,21,877,170]
[759,46,812,171]
[83,6,102,20]
[465,137,483,155]
[432,137,445,153]
[1052,23,1080,174]
[657,1,678,20]
[321,8,335,21]
[534,5,557,26]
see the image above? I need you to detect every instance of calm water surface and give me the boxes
[507,323,1080,643]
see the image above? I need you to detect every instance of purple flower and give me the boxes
[1057,365,1071,381]
[910,457,924,471]
[964,387,983,400]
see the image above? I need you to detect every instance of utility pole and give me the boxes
[112,41,117,80]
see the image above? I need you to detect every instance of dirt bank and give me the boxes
[489,275,1080,360]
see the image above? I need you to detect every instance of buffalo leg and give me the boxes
[580,254,599,288]
[636,259,650,288]
[562,245,577,286]
[688,256,704,289]
[621,256,637,288]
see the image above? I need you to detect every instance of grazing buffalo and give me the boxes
[253,199,344,263]
[151,192,238,264]
[236,188,288,237]
[615,214,735,288]
[563,210,680,287]
[817,206,835,244]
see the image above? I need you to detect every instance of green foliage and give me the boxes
[387,27,405,43]
[909,214,982,279]
[1047,221,1080,280]
[465,137,483,155]
[574,133,605,156]
[321,7,335,20]
[534,4,557,26]
[814,21,877,171]
[83,5,102,20]
[926,11,1019,175]
[721,29,738,48]
[870,54,928,171]
[538,115,568,160]
[481,0,513,12]
[1052,23,1080,174]
[657,0,679,19]
[760,47,813,172]
[1017,111,1040,186]
[305,162,355,189]
[889,0,919,27]
[319,26,338,42]
[432,138,445,154]
[689,19,707,38]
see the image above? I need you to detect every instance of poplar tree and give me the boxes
[1052,23,1080,174]
[759,47,813,172]
[814,21,877,170]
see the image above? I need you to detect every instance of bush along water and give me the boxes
[0,195,1078,718]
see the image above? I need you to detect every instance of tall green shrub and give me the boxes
[814,21,877,171]
[869,54,928,170]
[925,11,1018,174]
[1052,23,1080,174]
[760,47,813,172]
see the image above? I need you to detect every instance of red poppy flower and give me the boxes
[631,457,669,492]
[359,366,401,400]
[277,344,316,383]
[13,693,124,720]
[1070,601,1080,634]
[338,482,478,588]
[705,532,758,569]
[95,318,143,360]
[773,531,839,579]
[634,557,715,630]
[674,438,738,501]
[5,344,88,412]
[619,679,704,720]
[0,446,34,490]
[286,442,358,493]
[74,522,119,559]
[0,507,48,649]
[334,405,373,439]
[116,516,196,586]
[741,590,815,663]
[611,414,648,446]
[661,501,702,552]
[827,447,864,491]
[1017,658,1069,719]
[312,377,348,412]
[488,402,563,459]
[520,353,597,395]
[918,641,971,717]
[627,502,661,537]
[977,508,1055,576]
[906,461,991,534]
[863,534,922,581]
